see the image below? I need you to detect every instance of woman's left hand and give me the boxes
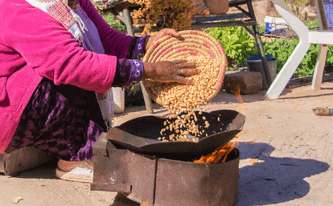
[143,60,200,85]
[145,28,180,52]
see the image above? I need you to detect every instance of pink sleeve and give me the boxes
[79,0,136,58]
[4,4,116,93]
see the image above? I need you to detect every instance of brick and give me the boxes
[223,71,262,94]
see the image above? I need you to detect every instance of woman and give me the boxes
[0,0,199,182]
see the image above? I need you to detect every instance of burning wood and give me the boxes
[194,141,238,163]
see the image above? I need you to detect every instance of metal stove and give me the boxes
[91,110,245,206]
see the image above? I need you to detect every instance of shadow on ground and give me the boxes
[110,142,329,206]
[236,142,330,206]
[13,158,58,179]
[111,193,140,206]
[5,143,329,206]
[278,92,333,100]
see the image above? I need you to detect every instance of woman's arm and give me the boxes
[77,1,200,87]
[3,2,116,93]
[111,36,149,87]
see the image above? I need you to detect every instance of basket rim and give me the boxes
[143,30,225,61]
[142,30,227,109]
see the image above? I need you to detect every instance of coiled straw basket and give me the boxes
[142,30,227,109]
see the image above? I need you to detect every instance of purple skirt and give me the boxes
[5,78,106,161]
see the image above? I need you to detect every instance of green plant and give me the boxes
[305,18,320,30]
[206,25,256,70]
[263,39,296,74]
[98,10,126,33]
[246,24,267,35]
[264,38,333,77]
[206,22,333,78]
[327,45,333,66]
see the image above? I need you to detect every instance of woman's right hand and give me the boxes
[143,60,200,85]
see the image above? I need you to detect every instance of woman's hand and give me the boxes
[143,60,200,85]
[143,28,200,85]
[145,28,180,52]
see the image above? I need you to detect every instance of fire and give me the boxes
[194,141,238,163]
[193,84,244,164]
[231,83,244,112]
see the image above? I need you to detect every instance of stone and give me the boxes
[223,71,262,95]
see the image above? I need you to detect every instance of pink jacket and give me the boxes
[0,0,135,152]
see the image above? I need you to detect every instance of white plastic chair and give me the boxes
[264,0,333,99]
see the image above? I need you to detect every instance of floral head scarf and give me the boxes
[26,0,88,49]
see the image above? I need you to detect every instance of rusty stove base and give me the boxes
[91,133,240,206]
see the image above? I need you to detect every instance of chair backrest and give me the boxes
[271,0,309,41]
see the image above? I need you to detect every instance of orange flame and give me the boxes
[194,141,238,163]
[194,84,243,164]
[230,83,244,112]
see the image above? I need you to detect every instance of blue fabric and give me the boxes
[134,36,148,60]
[113,58,144,87]
[76,6,105,54]
[324,2,333,29]
[126,59,144,87]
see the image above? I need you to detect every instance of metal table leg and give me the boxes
[246,0,271,87]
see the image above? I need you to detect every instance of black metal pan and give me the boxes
[106,110,245,158]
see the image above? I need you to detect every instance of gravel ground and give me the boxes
[1,81,333,206]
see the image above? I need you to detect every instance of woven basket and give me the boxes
[142,30,227,109]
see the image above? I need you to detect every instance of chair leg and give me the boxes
[312,45,329,90]
[265,0,312,99]
[311,0,330,91]
[264,41,311,99]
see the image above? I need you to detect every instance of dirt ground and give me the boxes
[1,80,333,206]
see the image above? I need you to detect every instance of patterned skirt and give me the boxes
[5,78,106,161]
